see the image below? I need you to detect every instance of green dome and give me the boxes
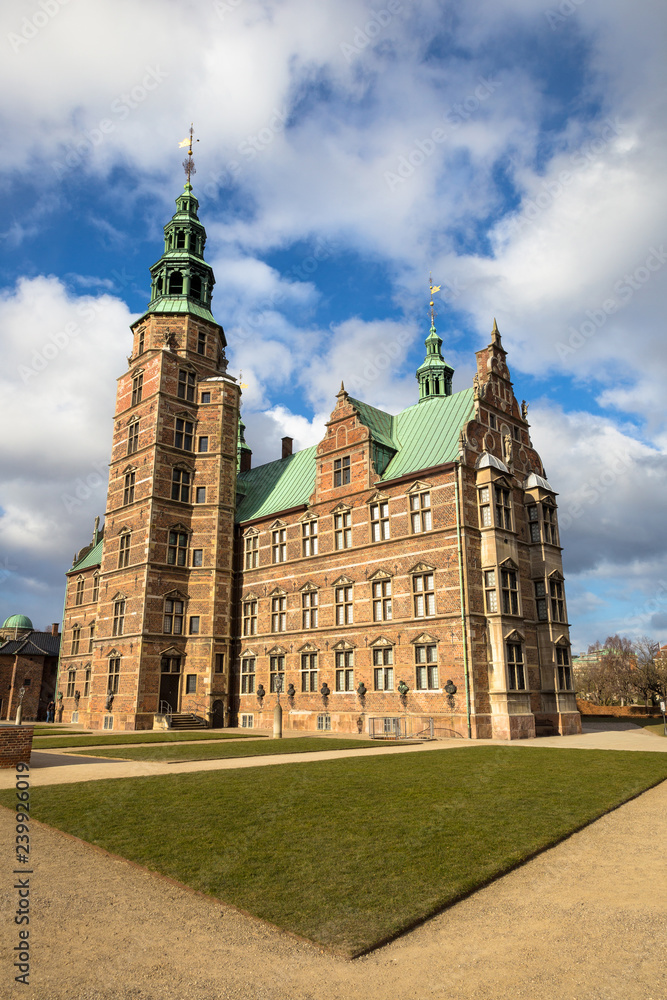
[2,614,33,630]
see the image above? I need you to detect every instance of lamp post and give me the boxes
[273,673,283,739]
[660,699,666,738]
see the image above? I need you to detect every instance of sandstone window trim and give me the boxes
[177,367,196,403]
[271,526,287,564]
[335,584,353,626]
[131,370,144,407]
[88,622,95,653]
[505,632,525,691]
[408,487,432,533]
[549,571,566,623]
[127,418,139,456]
[301,587,319,629]
[371,576,392,622]
[369,499,390,542]
[83,665,91,698]
[163,594,185,635]
[495,481,512,530]
[91,573,99,604]
[500,560,520,616]
[555,639,572,690]
[242,596,258,637]
[74,576,85,606]
[484,569,498,613]
[244,530,259,569]
[174,416,194,452]
[270,591,287,633]
[412,570,436,618]
[301,517,318,557]
[414,641,439,690]
[333,455,351,488]
[66,668,76,699]
[240,655,256,694]
[372,644,394,691]
[71,625,81,656]
[107,655,121,695]
[171,466,192,503]
[269,652,285,693]
[478,485,492,528]
[118,530,131,569]
[333,506,352,550]
[167,526,190,567]
[112,597,126,636]
[335,649,354,691]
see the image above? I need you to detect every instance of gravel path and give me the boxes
[1,775,665,1000]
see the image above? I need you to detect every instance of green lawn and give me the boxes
[5,747,667,956]
[631,717,667,738]
[31,728,90,738]
[33,730,266,750]
[62,736,389,761]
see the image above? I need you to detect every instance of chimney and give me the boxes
[51,623,60,636]
[282,436,293,459]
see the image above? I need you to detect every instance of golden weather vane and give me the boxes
[429,273,441,326]
[178,123,199,183]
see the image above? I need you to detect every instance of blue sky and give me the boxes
[1,0,666,651]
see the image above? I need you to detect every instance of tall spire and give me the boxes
[143,128,215,324]
[416,277,454,401]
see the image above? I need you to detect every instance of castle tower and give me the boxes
[60,173,241,731]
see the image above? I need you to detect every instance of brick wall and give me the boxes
[0,726,34,768]
[577,699,662,718]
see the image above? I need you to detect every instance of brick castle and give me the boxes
[56,176,581,740]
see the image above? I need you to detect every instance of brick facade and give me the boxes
[0,726,34,768]
[57,189,580,740]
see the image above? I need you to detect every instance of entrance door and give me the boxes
[211,700,224,728]
[159,673,180,713]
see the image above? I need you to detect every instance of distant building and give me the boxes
[0,615,60,721]
[57,175,580,740]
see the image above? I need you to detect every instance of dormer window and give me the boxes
[333,456,350,487]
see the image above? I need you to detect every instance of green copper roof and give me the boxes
[69,538,104,573]
[2,614,33,630]
[235,389,475,523]
[236,446,318,522]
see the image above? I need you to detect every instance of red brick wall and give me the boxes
[577,699,662,718]
[0,726,33,768]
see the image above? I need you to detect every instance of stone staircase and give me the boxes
[168,713,208,731]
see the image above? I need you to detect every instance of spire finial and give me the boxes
[179,123,199,185]
[429,273,441,328]
[491,317,500,344]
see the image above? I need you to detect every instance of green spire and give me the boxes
[237,415,252,472]
[144,181,216,323]
[416,319,454,401]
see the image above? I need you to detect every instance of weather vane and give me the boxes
[179,123,199,183]
[429,272,441,326]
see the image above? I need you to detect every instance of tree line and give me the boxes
[574,635,667,707]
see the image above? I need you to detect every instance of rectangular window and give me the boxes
[372,579,392,621]
[118,533,131,569]
[333,456,350,488]
[198,436,208,453]
[370,501,390,541]
[66,669,76,698]
[192,549,203,567]
[244,534,258,569]
[241,714,254,728]
[335,650,354,691]
[489,413,497,429]
[335,586,353,625]
[75,579,85,606]
[317,713,331,731]
[197,332,207,355]
[174,418,194,451]
[91,575,99,604]
[410,491,432,533]
[71,627,80,656]
[373,647,394,691]
[167,530,188,566]
[242,600,257,637]
[535,580,548,621]
[127,421,139,455]
[272,528,286,563]
[215,653,225,674]
[270,655,285,693]
[164,598,184,635]
[161,655,181,674]
[88,623,95,653]
[302,590,318,629]
[413,573,435,617]
[108,657,121,694]
[189,616,200,635]
[196,486,206,504]
[137,329,145,355]
[171,469,191,503]
[83,667,91,698]
[271,595,286,632]
[550,578,565,622]
[507,642,525,690]
[484,570,498,613]
[501,568,519,615]
[123,471,135,505]
[334,510,352,549]
[301,653,318,692]
[556,647,572,689]
[201,391,211,404]
[103,715,114,730]
[185,674,197,694]
[478,486,492,528]
[415,644,439,690]
[301,520,318,556]
[131,372,143,406]
[241,657,255,694]
[112,599,125,636]
[177,369,196,402]
[495,486,512,530]
[543,505,558,544]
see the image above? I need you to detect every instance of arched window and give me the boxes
[190,275,202,300]
[169,271,183,294]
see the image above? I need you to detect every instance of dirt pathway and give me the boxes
[1,776,665,1000]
